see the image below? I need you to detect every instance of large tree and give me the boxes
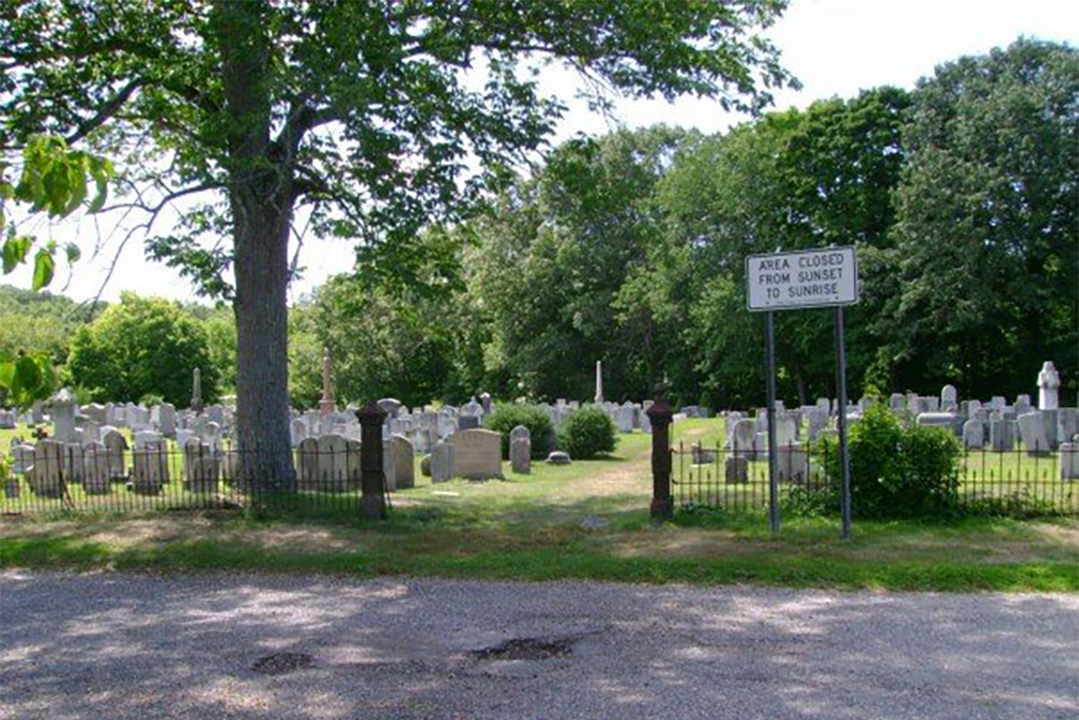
[2,0,794,485]
[882,38,1078,399]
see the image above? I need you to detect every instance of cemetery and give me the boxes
[1,357,1075,519]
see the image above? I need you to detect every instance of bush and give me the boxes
[812,404,961,518]
[558,406,617,460]
[483,404,555,459]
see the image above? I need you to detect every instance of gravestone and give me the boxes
[431,441,454,483]
[30,440,64,498]
[729,419,756,460]
[1058,409,1079,446]
[613,405,635,433]
[81,421,101,445]
[1060,443,1079,481]
[1017,412,1050,456]
[546,451,572,465]
[131,440,168,495]
[157,403,176,437]
[0,410,16,429]
[420,454,432,477]
[941,385,958,411]
[451,429,503,480]
[916,412,960,435]
[1015,395,1033,416]
[102,429,128,479]
[316,434,349,492]
[12,444,35,476]
[82,442,112,495]
[291,418,308,447]
[390,435,415,490]
[51,390,78,444]
[962,420,984,449]
[725,456,748,484]
[457,415,481,431]
[510,425,531,474]
[183,438,220,494]
[989,419,1016,452]
[296,437,319,490]
[775,443,809,484]
[889,393,905,412]
[774,414,797,449]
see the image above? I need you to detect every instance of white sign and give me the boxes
[746,247,858,311]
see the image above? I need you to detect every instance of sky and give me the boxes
[7,0,1077,306]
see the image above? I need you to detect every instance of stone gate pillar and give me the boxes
[356,400,388,519]
[646,383,674,520]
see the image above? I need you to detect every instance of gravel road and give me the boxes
[1,571,1076,720]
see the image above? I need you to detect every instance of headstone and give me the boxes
[296,437,320,491]
[457,414,481,431]
[1017,412,1050,456]
[420,454,432,477]
[1038,361,1060,411]
[613,406,635,433]
[729,418,756,459]
[889,393,905,412]
[0,410,17,429]
[725,456,748,484]
[775,443,809,484]
[451,429,502,480]
[131,439,168,495]
[182,438,220,493]
[29,440,64,498]
[390,435,415,490]
[989,419,1016,451]
[290,418,308,447]
[12,444,35,475]
[1060,442,1079,481]
[916,412,960,435]
[82,442,112,495]
[962,420,984,449]
[479,392,492,415]
[511,425,533,474]
[50,389,78,444]
[1015,394,1033,416]
[1058,408,1079,446]
[546,451,572,465]
[511,437,531,474]
[431,441,454,483]
[157,403,176,437]
[941,384,958,410]
[378,398,402,419]
[101,430,128,479]
[81,421,101,445]
[315,434,349,492]
[774,414,797,448]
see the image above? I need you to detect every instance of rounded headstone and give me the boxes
[545,451,571,465]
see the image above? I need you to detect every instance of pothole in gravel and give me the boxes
[470,636,578,661]
[252,652,314,675]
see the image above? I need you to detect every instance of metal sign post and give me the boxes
[834,306,852,539]
[746,246,859,539]
[764,310,780,534]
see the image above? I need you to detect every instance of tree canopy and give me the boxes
[67,293,218,406]
[2,0,796,481]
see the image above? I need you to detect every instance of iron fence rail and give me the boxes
[1,444,393,516]
[672,440,1079,516]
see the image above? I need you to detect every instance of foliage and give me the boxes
[2,0,796,477]
[483,404,555,460]
[558,406,617,460]
[880,38,1079,400]
[66,293,217,407]
[0,350,57,411]
[0,450,9,481]
[1,135,111,290]
[812,405,962,518]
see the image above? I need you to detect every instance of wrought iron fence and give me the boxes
[672,440,1079,516]
[1,441,395,516]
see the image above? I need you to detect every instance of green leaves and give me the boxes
[0,351,56,411]
[2,236,32,274]
[31,249,55,291]
[0,134,113,290]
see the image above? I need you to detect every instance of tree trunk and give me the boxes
[215,0,295,490]
[233,198,295,490]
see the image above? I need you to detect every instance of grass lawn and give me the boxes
[2,418,1077,592]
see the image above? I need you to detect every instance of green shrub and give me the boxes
[812,404,961,518]
[483,404,555,459]
[558,406,617,460]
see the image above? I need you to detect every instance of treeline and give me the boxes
[6,40,1075,412]
[290,39,1077,409]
